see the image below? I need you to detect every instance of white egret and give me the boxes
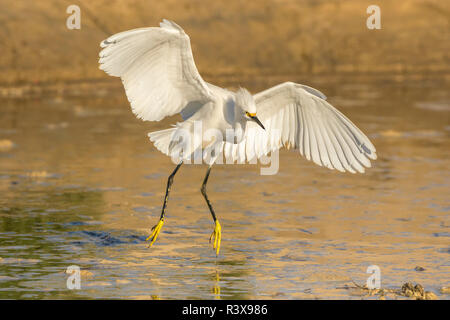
[99,19,377,255]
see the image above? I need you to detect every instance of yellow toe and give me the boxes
[146,218,164,247]
[209,220,222,255]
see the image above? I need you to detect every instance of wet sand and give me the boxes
[0,76,449,299]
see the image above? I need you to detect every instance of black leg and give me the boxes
[160,162,183,220]
[201,166,217,222]
[147,162,182,246]
[201,166,222,255]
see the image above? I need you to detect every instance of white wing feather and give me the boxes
[226,82,377,173]
[99,19,212,121]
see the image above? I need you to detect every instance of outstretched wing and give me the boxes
[227,82,377,173]
[99,19,213,121]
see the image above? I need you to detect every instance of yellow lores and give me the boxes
[245,111,256,117]
[209,220,222,255]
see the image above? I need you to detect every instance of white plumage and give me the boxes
[99,19,376,172]
[99,19,377,255]
[99,20,213,122]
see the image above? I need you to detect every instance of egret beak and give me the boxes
[251,116,265,130]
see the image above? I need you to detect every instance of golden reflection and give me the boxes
[0,77,448,299]
[212,269,221,300]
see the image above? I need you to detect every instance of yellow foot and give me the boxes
[209,220,222,256]
[146,218,164,247]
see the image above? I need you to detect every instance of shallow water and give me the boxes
[0,76,449,299]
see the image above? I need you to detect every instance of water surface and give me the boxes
[0,76,449,299]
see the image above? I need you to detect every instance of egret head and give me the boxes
[235,87,265,130]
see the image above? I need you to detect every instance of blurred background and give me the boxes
[0,0,448,299]
[0,0,448,87]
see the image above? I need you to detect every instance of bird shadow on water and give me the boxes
[68,230,147,247]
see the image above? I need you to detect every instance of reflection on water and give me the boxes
[0,76,449,299]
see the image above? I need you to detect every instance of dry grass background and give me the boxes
[0,0,448,85]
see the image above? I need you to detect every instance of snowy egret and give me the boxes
[99,19,377,255]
